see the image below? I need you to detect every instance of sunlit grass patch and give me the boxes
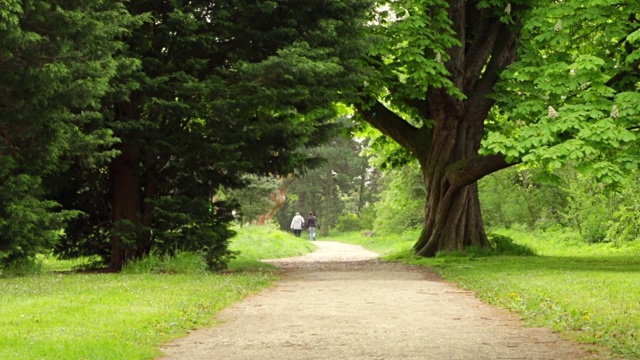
[228,223,315,268]
[332,228,640,359]
[0,223,313,360]
[327,229,415,258]
[0,272,274,360]
[426,254,640,358]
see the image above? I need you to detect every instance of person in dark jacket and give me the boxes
[306,212,318,241]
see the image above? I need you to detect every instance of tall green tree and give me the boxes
[0,0,130,265]
[53,0,373,271]
[356,0,640,256]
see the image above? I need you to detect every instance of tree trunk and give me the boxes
[413,116,490,257]
[414,180,488,256]
[357,170,366,214]
[109,143,142,271]
[139,163,157,256]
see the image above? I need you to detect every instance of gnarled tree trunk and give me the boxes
[356,2,523,256]
[413,113,489,256]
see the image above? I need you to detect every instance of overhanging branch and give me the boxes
[355,101,432,157]
[446,153,517,188]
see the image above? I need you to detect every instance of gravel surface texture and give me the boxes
[160,241,612,360]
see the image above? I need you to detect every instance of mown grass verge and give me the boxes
[0,224,313,360]
[330,228,640,359]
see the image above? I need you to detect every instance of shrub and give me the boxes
[335,213,362,232]
[358,205,376,231]
[434,234,536,258]
[487,234,536,256]
[606,205,640,244]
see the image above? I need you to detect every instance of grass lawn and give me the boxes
[330,228,640,359]
[0,224,314,360]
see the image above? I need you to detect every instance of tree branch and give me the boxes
[402,98,430,120]
[355,101,431,156]
[463,11,500,94]
[447,0,466,90]
[465,22,517,128]
[446,154,517,188]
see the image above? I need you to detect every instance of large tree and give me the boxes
[53,0,373,271]
[356,0,640,256]
[0,0,130,265]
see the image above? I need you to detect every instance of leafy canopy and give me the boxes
[485,0,640,183]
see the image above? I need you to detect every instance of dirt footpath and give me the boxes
[160,241,607,360]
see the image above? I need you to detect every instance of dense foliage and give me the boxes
[372,163,424,234]
[1,0,373,270]
[358,160,640,248]
[0,0,131,265]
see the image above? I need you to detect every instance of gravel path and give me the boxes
[159,241,609,360]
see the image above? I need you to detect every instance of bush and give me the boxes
[606,205,640,244]
[358,205,376,231]
[335,213,362,232]
[562,173,614,243]
[487,234,536,256]
[433,234,536,258]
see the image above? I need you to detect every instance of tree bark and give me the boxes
[139,162,158,256]
[412,111,490,256]
[414,179,487,256]
[109,143,142,271]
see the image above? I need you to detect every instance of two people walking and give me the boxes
[290,212,318,241]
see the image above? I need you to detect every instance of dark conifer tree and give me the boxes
[53,0,373,271]
[0,1,133,265]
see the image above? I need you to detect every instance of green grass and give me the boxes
[327,229,417,258]
[330,228,640,359]
[0,224,313,360]
[228,224,316,272]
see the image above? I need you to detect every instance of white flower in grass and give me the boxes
[611,104,619,119]
[548,106,559,119]
[505,3,511,15]
[554,19,562,32]
[435,53,442,63]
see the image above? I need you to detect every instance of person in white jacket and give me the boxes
[290,212,305,237]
